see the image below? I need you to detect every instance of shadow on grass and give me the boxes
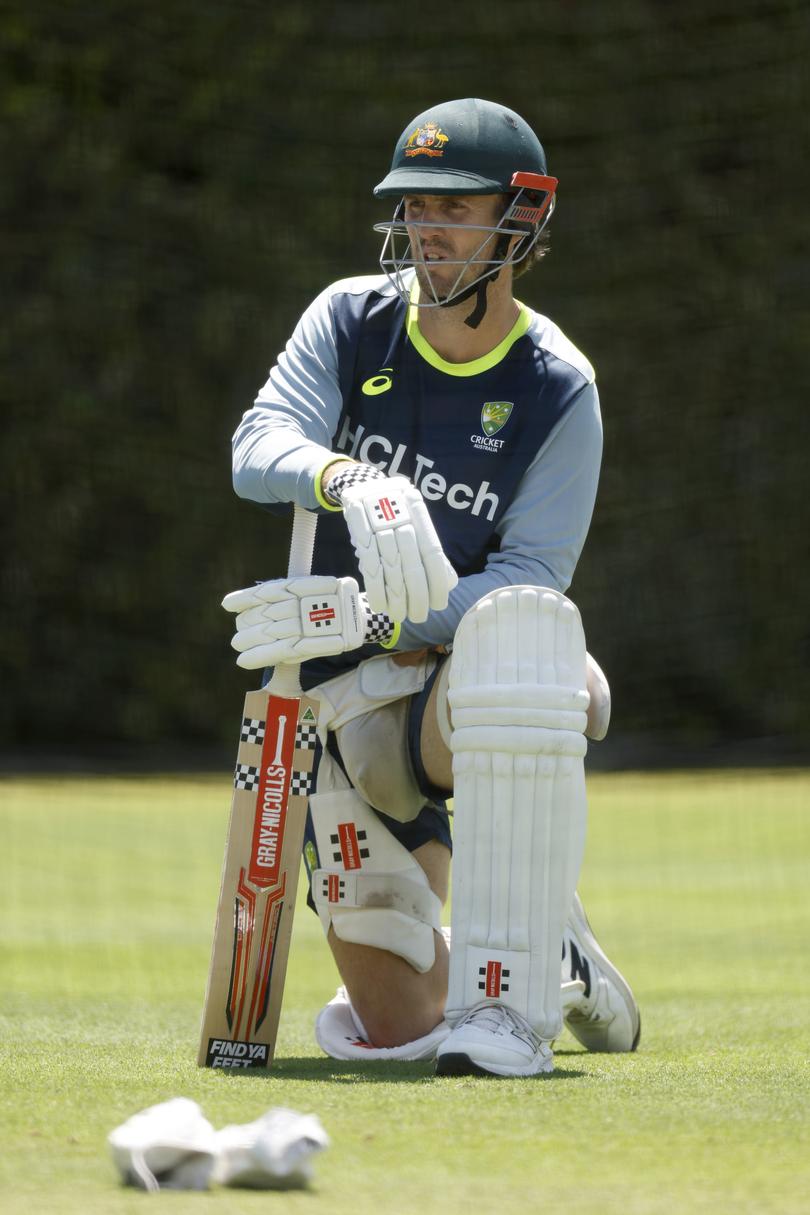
[211,1057,588,1083]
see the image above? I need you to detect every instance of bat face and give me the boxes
[198,686,319,1069]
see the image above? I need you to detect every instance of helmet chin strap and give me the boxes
[439,233,512,330]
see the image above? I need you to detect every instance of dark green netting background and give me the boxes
[2,0,808,758]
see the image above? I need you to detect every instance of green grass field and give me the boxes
[1,769,808,1214]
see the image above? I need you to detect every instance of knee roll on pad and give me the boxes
[585,652,611,741]
[446,585,589,1040]
[436,649,610,745]
[309,787,442,974]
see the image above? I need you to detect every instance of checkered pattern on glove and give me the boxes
[359,593,395,645]
[323,463,385,508]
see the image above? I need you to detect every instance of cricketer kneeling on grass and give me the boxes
[222,98,641,1077]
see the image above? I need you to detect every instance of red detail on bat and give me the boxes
[378,497,395,522]
[328,874,341,903]
[230,869,257,1038]
[485,960,502,998]
[338,822,362,870]
[309,608,336,623]
[246,877,287,1036]
[248,696,299,887]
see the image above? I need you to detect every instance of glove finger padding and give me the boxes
[232,615,302,654]
[223,575,366,668]
[371,527,408,620]
[409,497,458,611]
[392,523,430,622]
[235,634,355,670]
[233,599,299,631]
[340,475,456,623]
[222,576,347,614]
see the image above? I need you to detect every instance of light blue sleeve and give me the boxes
[232,285,344,511]
[396,381,603,650]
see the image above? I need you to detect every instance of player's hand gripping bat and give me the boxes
[198,506,319,1069]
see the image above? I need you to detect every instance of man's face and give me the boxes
[402,193,507,301]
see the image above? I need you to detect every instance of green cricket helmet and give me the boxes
[373,98,557,326]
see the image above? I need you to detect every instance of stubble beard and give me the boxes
[414,254,490,304]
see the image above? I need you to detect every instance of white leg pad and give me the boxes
[309,787,442,974]
[446,585,589,1041]
[437,649,609,745]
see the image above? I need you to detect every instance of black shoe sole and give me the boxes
[435,1052,498,1077]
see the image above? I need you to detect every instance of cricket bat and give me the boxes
[198,505,319,1069]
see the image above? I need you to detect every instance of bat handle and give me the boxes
[286,503,318,578]
[268,505,318,697]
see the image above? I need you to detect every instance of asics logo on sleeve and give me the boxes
[361,369,394,396]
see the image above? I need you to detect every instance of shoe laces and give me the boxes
[458,1001,536,1041]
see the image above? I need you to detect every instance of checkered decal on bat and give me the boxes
[240,717,266,745]
[295,721,317,750]
[234,763,260,791]
[289,770,312,797]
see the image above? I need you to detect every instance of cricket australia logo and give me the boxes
[471,401,513,453]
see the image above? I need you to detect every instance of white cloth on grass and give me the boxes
[213,1107,329,1189]
[109,1098,329,1192]
[108,1097,216,1192]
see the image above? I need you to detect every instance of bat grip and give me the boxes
[286,503,318,578]
[268,505,318,697]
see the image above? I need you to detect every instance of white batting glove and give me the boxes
[222,575,395,670]
[323,465,457,623]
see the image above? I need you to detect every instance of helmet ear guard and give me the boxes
[505,172,558,226]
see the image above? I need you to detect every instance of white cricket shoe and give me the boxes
[435,1002,553,1078]
[562,892,641,1052]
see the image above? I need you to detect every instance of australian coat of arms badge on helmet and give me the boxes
[404,122,449,158]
